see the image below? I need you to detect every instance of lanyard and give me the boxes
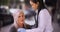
[34,13,38,28]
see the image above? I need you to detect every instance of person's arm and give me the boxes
[10,26,17,32]
[39,9,53,32]
[38,9,48,32]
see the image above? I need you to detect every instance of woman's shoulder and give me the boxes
[39,9,49,14]
[41,9,48,12]
[10,25,17,32]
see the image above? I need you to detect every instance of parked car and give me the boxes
[0,8,14,27]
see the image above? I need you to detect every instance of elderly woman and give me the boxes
[10,11,26,32]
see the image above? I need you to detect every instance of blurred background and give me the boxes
[0,0,60,32]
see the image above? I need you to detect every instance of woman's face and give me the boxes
[17,11,25,27]
[30,1,39,10]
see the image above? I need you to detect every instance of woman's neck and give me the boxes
[35,9,38,14]
[16,22,24,28]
